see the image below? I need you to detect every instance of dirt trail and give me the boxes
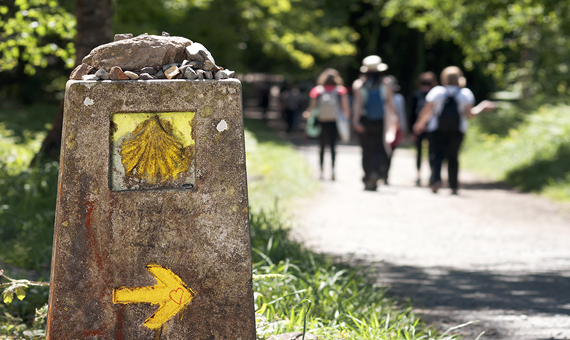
[292,142,570,340]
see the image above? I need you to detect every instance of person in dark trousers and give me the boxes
[303,69,351,180]
[408,72,438,186]
[413,66,495,195]
[352,55,398,191]
[259,82,270,121]
[280,83,304,132]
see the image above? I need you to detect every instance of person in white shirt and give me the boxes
[413,66,494,195]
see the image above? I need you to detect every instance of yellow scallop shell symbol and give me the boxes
[119,116,189,184]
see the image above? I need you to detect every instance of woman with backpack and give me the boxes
[303,68,351,181]
[352,55,398,191]
[413,66,494,195]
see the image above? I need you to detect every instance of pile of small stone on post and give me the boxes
[70,32,235,81]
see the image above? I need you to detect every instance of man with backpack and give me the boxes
[352,55,398,191]
[413,66,494,195]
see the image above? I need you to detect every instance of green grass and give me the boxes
[462,103,570,200]
[0,103,58,271]
[0,105,463,339]
[0,103,57,339]
[244,119,319,213]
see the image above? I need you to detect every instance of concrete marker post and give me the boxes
[46,79,256,340]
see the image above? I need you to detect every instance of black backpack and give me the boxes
[437,90,461,132]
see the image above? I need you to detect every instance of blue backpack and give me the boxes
[364,85,384,121]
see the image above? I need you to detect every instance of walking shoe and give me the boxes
[415,178,421,187]
[364,171,380,191]
[364,182,376,191]
[451,189,458,195]
[430,181,442,193]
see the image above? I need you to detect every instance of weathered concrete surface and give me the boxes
[47,79,255,340]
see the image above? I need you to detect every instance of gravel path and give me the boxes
[292,142,570,340]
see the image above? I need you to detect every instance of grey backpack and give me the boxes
[317,86,340,122]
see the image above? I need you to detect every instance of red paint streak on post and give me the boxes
[83,200,108,300]
[84,200,103,269]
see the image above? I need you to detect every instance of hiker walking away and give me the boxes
[413,66,495,195]
[280,83,305,132]
[303,68,351,180]
[409,72,438,186]
[352,55,398,191]
[384,75,406,185]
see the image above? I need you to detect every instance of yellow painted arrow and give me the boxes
[113,263,196,329]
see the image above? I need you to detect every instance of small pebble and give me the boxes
[214,70,228,80]
[162,63,180,71]
[124,71,139,80]
[95,68,110,80]
[162,31,170,37]
[204,71,213,79]
[155,70,166,79]
[196,70,206,80]
[183,67,198,80]
[139,73,155,80]
[203,60,219,72]
[189,61,203,69]
[82,74,100,81]
[70,64,94,80]
[164,65,180,79]
[175,72,183,79]
[140,67,157,75]
[109,66,130,80]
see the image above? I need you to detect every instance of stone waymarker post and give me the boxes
[46,79,256,339]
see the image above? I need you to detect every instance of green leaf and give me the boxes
[2,290,14,304]
[15,286,26,300]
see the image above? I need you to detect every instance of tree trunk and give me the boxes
[33,0,113,164]
[74,0,114,64]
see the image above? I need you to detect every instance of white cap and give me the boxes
[360,55,388,73]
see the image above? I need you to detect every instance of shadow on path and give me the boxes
[370,262,570,315]
[327,256,570,339]
[461,181,514,191]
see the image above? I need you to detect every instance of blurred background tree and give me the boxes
[382,0,570,102]
[1,0,569,107]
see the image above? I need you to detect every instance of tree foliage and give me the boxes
[0,0,75,75]
[2,0,570,98]
[113,0,358,74]
[381,0,570,97]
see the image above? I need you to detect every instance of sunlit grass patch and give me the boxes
[244,119,319,213]
[462,104,570,201]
